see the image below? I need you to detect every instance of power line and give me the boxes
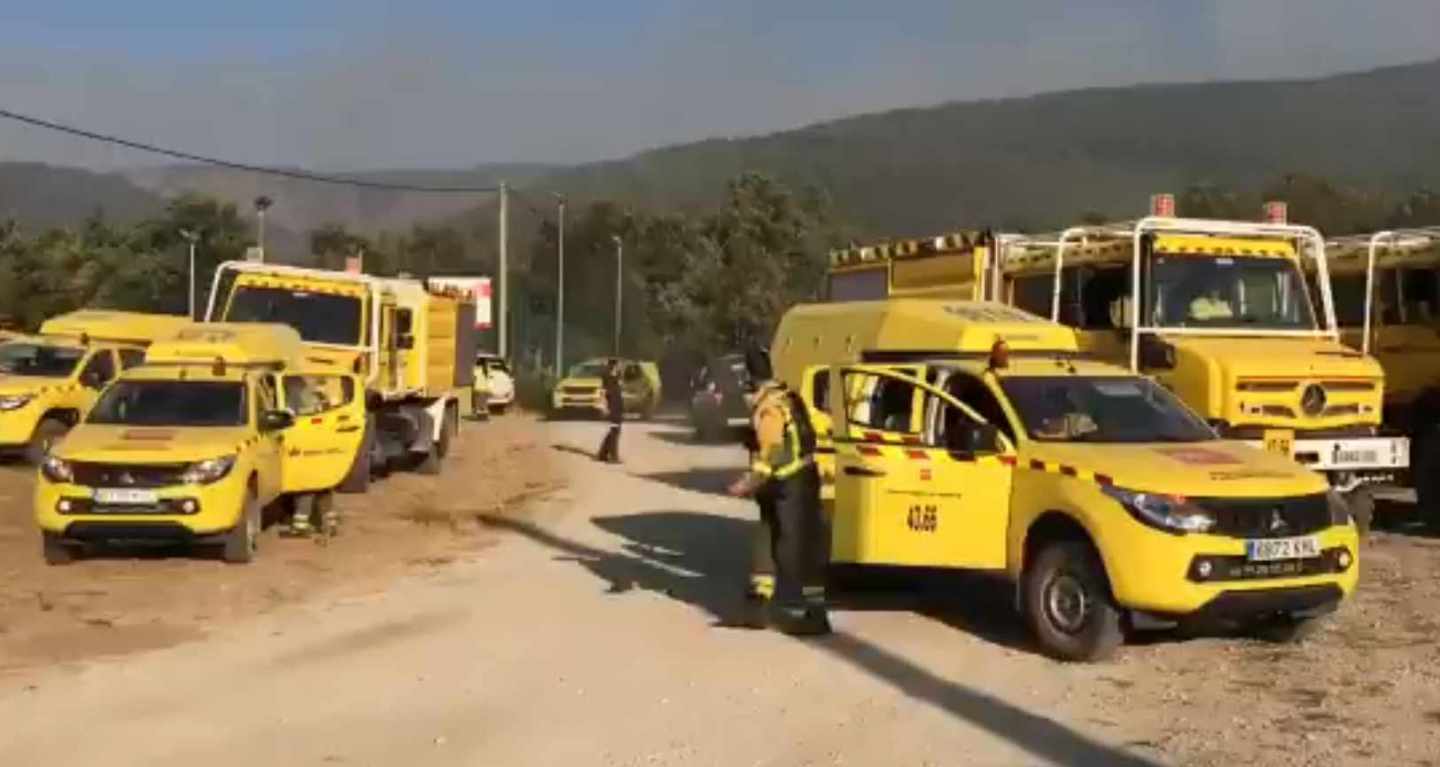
[0,106,503,194]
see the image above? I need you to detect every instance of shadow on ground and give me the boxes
[649,427,744,447]
[637,468,739,497]
[477,509,1160,767]
[1372,498,1440,539]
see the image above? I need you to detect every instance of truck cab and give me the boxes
[0,311,191,462]
[795,304,1359,660]
[33,324,366,564]
[1323,228,1440,521]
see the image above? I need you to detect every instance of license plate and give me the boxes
[1334,449,1378,466]
[1246,535,1320,562]
[1262,429,1294,458]
[93,488,159,505]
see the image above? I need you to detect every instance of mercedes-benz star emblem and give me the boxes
[1300,384,1327,416]
[1268,508,1288,534]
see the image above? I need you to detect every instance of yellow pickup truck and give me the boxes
[551,358,662,418]
[0,310,190,462]
[775,299,1358,660]
[34,324,366,564]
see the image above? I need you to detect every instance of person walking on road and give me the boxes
[596,359,625,464]
[727,345,830,636]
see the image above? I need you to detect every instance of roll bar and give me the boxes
[1357,227,1440,355]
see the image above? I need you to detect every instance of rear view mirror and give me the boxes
[945,422,1000,456]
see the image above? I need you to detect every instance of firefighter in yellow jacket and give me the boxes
[727,346,830,636]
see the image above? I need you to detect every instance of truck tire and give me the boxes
[416,418,446,475]
[436,406,457,460]
[1344,486,1375,536]
[222,491,260,564]
[42,531,75,565]
[1417,426,1440,526]
[338,418,375,494]
[25,417,70,465]
[1022,541,1124,662]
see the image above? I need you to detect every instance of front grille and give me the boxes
[562,386,597,396]
[70,462,187,488]
[1199,493,1331,539]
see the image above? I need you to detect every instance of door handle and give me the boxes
[844,466,886,478]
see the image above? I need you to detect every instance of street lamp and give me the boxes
[554,193,566,374]
[253,195,273,257]
[611,234,622,357]
[179,229,200,318]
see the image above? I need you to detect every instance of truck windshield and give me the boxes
[1000,376,1214,443]
[0,343,85,378]
[226,286,363,346]
[89,381,247,427]
[1149,254,1316,330]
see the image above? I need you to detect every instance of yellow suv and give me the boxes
[0,311,190,462]
[34,324,366,564]
[551,358,662,418]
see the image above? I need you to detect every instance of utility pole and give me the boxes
[554,193,566,374]
[179,229,200,319]
[498,182,509,359]
[611,234,623,357]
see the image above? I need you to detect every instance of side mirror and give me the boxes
[1138,336,1177,370]
[259,409,295,432]
[397,334,415,350]
[945,422,1001,456]
[81,371,104,389]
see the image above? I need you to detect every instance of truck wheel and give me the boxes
[222,491,260,564]
[1416,427,1440,526]
[436,407,457,460]
[416,419,446,476]
[1022,541,1123,662]
[1344,486,1375,536]
[42,531,75,565]
[338,418,375,494]
[25,417,70,465]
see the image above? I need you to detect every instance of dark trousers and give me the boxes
[750,464,826,612]
[597,423,622,462]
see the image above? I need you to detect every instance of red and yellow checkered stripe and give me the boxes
[838,431,1115,485]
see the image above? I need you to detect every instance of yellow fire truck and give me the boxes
[826,211,1406,530]
[204,262,478,490]
[1323,228,1440,520]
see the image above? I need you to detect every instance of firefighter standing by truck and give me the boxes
[728,346,830,636]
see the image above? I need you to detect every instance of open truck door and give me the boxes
[279,373,368,493]
[828,365,1015,569]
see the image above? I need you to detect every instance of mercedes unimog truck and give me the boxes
[204,262,478,490]
[825,207,1406,531]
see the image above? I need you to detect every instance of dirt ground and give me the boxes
[1,416,1438,766]
[0,414,564,678]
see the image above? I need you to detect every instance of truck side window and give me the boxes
[1074,266,1129,329]
[1010,274,1054,317]
[81,350,117,385]
[118,349,146,369]
[810,368,830,412]
[846,374,917,434]
[284,375,355,416]
[945,374,1016,443]
[1399,268,1439,324]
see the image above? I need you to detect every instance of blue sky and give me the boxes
[0,1,1437,170]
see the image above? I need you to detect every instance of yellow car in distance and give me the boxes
[551,358,661,419]
[0,310,191,462]
[828,356,1359,661]
[34,324,366,564]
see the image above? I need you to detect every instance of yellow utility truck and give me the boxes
[34,324,367,564]
[828,214,1406,530]
[550,357,662,419]
[1323,228,1440,520]
[0,310,190,462]
[774,299,1359,660]
[205,262,478,489]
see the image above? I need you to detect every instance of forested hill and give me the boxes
[530,58,1440,236]
[0,162,164,229]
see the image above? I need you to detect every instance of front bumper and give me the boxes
[1103,521,1359,617]
[35,473,248,540]
[552,392,604,414]
[1241,435,1409,473]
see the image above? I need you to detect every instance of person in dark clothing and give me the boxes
[596,360,625,463]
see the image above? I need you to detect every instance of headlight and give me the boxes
[1325,490,1352,526]
[40,455,73,483]
[0,394,34,411]
[1102,485,1216,534]
[179,455,237,485]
